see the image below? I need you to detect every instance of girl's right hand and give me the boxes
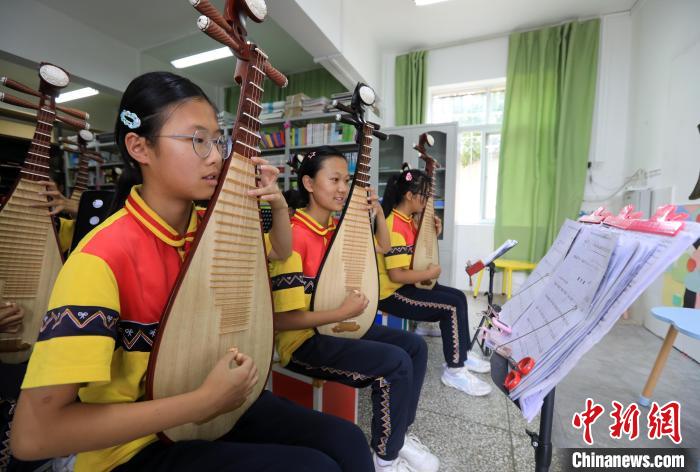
[197,349,258,423]
[0,302,24,334]
[339,290,369,319]
[427,263,442,279]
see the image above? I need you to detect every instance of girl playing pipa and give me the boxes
[271,83,438,472]
[377,162,493,397]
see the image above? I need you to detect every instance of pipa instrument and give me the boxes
[147,0,287,441]
[60,129,103,203]
[411,133,440,289]
[0,64,90,363]
[311,83,387,339]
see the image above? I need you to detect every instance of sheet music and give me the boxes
[508,233,652,398]
[501,222,700,421]
[493,226,618,366]
[483,239,518,266]
[498,220,583,329]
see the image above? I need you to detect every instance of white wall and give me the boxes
[427,38,509,89]
[583,12,633,214]
[625,0,700,360]
[269,0,382,100]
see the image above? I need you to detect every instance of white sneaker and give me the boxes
[414,323,441,337]
[399,434,440,472]
[441,366,492,396]
[465,353,491,373]
[373,453,417,471]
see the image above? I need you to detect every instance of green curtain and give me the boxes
[395,50,427,126]
[494,19,600,262]
[224,68,347,113]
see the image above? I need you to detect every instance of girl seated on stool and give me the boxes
[271,147,438,472]
[377,164,492,397]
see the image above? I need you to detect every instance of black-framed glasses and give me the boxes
[154,129,232,160]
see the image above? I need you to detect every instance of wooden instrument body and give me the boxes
[313,123,379,339]
[411,134,440,290]
[148,151,273,441]
[411,194,439,289]
[0,180,63,362]
[0,64,69,363]
[313,187,379,338]
[147,9,281,439]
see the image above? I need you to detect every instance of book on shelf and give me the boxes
[262,101,285,113]
[285,93,309,118]
[260,130,285,149]
[260,110,284,121]
[301,97,330,115]
[289,123,356,148]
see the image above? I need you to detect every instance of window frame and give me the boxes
[428,79,506,223]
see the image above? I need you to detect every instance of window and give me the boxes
[429,80,505,223]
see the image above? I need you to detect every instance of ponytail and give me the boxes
[381,174,402,216]
[381,163,430,215]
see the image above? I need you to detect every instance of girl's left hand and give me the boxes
[31,180,78,217]
[248,156,286,210]
[366,187,383,219]
[434,216,442,236]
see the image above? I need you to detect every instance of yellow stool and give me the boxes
[472,259,537,299]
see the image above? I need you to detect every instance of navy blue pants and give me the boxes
[379,283,471,368]
[115,391,372,472]
[286,324,427,461]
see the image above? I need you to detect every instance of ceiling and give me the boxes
[33,0,318,86]
[350,0,638,53]
[30,0,640,81]
[4,0,639,131]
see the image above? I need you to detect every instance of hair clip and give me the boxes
[120,110,141,129]
[405,171,413,182]
[306,150,318,160]
[287,153,304,173]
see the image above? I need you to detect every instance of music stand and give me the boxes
[491,353,556,472]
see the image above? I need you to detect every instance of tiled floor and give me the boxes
[356,294,700,471]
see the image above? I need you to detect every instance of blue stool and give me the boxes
[639,307,700,407]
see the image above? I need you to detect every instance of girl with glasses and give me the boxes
[10,72,370,472]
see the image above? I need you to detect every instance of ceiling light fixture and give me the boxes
[414,0,450,5]
[56,87,99,103]
[171,46,232,69]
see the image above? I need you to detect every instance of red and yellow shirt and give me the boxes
[269,209,336,366]
[378,209,417,299]
[22,185,201,472]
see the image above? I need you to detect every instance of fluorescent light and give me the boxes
[414,0,450,5]
[171,46,232,69]
[56,87,99,103]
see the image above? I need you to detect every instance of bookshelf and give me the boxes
[235,111,361,192]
